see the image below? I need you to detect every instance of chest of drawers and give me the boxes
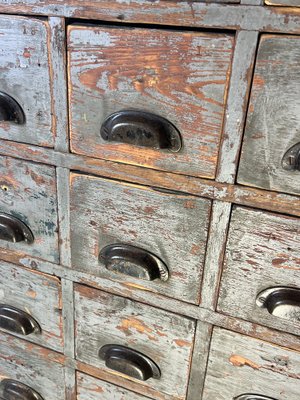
[0,1,300,400]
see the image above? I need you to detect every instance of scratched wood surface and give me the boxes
[218,206,300,336]
[77,372,151,400]
[265,0,300,5]
[238,35,300,196]
[74,284,196,399]
[0,331,65,399]
[0,261,63,352]
[0,156,59,263]
[0,15,53,147]
[70,173,211,304]
[202,328,300,399]
[68,25,233,179]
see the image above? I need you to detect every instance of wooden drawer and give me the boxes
[238,35,300,196]
[0,261,63,352]
[67,25,233,179]
[0,156,59,263]
[217,206,300,336]
[0,15,53,147]
[77,372,151,400]
[202,328,300,399]
[74,284,196,399]
[70,173,211,304]
[0,331,65,400]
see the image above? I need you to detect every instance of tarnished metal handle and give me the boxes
[234,395,277,400]
[100,110,182,152]
[0,92,25,124]
[0,305,40,336]
[0,379,44,400]
[0,213,34,244]
[256,287,300,323]
[282,142,300,171]
[99,344,161,381]
[99,243,169,281]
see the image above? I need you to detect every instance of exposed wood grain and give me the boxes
[202,328,300,399]
[218,206,300,336]
[0,155,59,263]
[61,279,75,358]
[57,167,71,267]
[74,284,196,399]
[68,25,233,179]
[65,366,76,400]
[0,15,53,147]
[266,0,300,5]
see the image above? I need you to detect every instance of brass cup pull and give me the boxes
[100,110,182,152]
[0,213,34,244]
[234,395,277,400]
[256,287,300,323]
[0,305,40,336]
[99,244,169,282]
[0,379,44,400]
[99,344,161,381]
[282,142,300,171]
[0,92,25,124]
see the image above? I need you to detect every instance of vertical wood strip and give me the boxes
[62,279,75,358]
[216,30,259,184]
[64,366,77,400]
[200,201,232,310]
[48,17,69,152]
[57,167,71,267]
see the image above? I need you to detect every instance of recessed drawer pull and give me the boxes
[99,244,169,281]
[256,287,300,322]
[100,110,182,152]
[0,92,25,125]
[0,379,44,400]
[282,142,300,171]
[234,395,277,400]
[99,344,161,381]
[0,213,34,244]
[0,305,40,336]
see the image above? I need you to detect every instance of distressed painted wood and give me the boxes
[68,25,233,178]
[0,261,63,352]
[266,0,300,5]
[77,372,151,400]
[74,284,196,399]
[0,155,59,263]
[70,173,211,304]
[0,15,53,147]
[218,206,300,336]
[202,328,300,399]
[238,35,300,196]
[0,331,65,400]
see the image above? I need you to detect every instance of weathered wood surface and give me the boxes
[238,35,300,196]
[0,15,53,147]
[266,0,300,5]
[0,331,65,400]
[202,328,300,399]
[77,372,151,400]
[68,26,233,179]
[0,261,63,352]
[74,284,196,399]
[70,173,211,304]
[218,206,300,336]
[0,156,59,263]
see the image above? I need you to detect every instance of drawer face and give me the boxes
[0,16,53,147]
[0,262,63,352]
[68,26,233,178]
[202,328,300,399]
[0,156,59,263]
[238,35,300,196]
[77,372,151,400]
[0,331,65,400]
[70,173,211,304]
[218,207,300,335]
[75,285,196,399]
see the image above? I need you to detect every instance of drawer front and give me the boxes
[0,15,53,147]
[202,328,300,399]
[68,26,233,178]
[0,156,59,263]
[77,372,151,400]
[0,331,65,400]
[218,206,300,335]
[238,35,300,196]
[0,261,63,352]
[70,173,211,304]
[75,284,196,399]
